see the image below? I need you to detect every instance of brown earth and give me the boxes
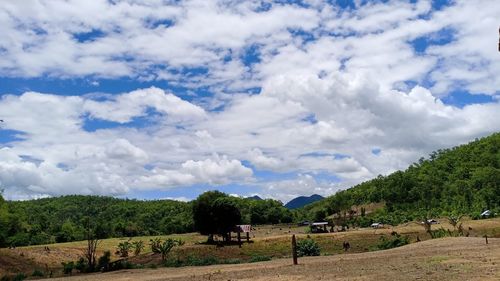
[42,237,499,281]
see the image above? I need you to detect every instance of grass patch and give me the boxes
[250,255,272,263]
[426,256,450,265]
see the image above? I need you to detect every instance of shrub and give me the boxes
[0,275,10,281]
[150,238,184,261]
[296,239,320,257]
[75,257,87,273]
[116,241,132,257]
[12,273,27,281]
[132,240,145,256]
[376,232,409,250]
[61,261,74,275]
[31,269,44,277]
[97,251,111,271]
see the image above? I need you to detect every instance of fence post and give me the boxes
[485,235,488,244]
[292,234,298,265]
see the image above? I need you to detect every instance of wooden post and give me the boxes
[237,230,242,248]
[485,235,488,244]
[246,232,250,242]
[292,234,298,265]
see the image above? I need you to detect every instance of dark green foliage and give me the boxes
[31,269,44,277]
[97,251,111,271]
[0,196,193,247]
[192,191,229,237]
[376,232,409,250]
[211,197,242,237]
[75,257,87,273]
[184,256,219,266]
[1,190,292,247]
[299,133,500,225]
[11,274,26,281]
[296,239,321,257]
[192,191,241,241]
[61,261,74,275]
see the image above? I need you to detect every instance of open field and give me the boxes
[1,218,499,279]
[42,237,500,281]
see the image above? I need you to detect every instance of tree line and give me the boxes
[0,192,293,247]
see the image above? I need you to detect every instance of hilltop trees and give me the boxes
[299,133,500,225]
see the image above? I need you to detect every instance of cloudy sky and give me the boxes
[0,0,499,202]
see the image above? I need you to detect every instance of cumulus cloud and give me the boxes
[0,1,498,95]
[0,0,499,200]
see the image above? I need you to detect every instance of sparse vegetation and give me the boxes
[150,238,184,261]
[376,232,409,250]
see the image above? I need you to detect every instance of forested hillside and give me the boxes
[0,194,293,247]
[299,133,500,225]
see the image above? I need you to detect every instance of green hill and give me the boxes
[299,133,500,225]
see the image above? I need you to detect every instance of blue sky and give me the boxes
[0,0,499,202]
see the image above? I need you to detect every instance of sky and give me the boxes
[0,0,499,203]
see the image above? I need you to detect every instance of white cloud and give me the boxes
[1,0,500,200]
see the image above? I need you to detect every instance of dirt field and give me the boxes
[43,237,499,281]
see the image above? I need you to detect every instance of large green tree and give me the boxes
[192,191,241,242]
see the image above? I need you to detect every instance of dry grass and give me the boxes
[43,237,500,281]
[1,217,499,278]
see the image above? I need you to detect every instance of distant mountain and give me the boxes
[247,195,263,201]
[285,194,325,209]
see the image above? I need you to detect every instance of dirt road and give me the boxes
[44,237,499,281]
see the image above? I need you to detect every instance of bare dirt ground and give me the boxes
[45,237,499,281]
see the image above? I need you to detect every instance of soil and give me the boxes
[42,237,499,281]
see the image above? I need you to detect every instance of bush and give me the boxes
[12,274,26,281]
[376,232,409,250]
[75,257,87,273]
[116,241,132,257]
[31,269,44,277]
[296,239,320,257]
[61,261,74,275]
[0,275,10,281]
[97,251,111,271]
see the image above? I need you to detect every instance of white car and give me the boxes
[421,219,439,224]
